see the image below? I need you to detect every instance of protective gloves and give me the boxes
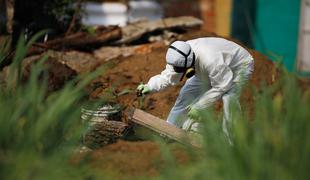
[136,83,152,96]
[187,106,201,120]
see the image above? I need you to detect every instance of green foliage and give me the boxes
[158,72,310,180]
[0,37,11,64]
[0,33,104,179]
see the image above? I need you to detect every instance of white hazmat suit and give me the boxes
[146,37,254,140]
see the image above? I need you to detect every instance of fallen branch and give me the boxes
[48,26,121,49]
[27,26,122,56]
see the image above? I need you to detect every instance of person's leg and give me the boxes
[182,118,202,132]
[167,76,206,128]
[222,88,241,144]
[222,58,254,144]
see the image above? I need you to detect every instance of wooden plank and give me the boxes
[131,109,202,148]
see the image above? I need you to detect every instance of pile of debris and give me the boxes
[28,16,203,56]
[1,16,203,90]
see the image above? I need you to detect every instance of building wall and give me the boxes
[255,0,301,71]
[215,0,232,37]
[159,0,231,36]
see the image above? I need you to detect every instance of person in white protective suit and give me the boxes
[136,37,254,141]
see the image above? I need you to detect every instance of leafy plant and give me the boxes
[157,70,310,180]
[0,33,105,179]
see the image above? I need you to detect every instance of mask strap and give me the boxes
[169,45,188,57]
[169,45,193,81]
[191,52,195,67]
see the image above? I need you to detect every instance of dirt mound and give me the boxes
[84,29,280,177]
[83,29,281,177]
[91,30,279,119]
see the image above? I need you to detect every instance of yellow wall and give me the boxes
[215,0,232,37]
[199,0,232,37]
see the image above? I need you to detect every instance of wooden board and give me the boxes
[131,109,202,148]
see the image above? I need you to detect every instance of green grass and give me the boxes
[0,33,106,179]
[157,72,310,180]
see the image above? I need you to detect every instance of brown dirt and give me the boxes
[91,45,183,119]
[90,29,280,119]
[85,29,281,177]
[84,140,189,178]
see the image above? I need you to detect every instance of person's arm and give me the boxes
[191,60,234,110]
[147,64,182,92]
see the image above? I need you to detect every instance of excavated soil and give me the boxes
[90,30,279,119]
[85,29,281,177]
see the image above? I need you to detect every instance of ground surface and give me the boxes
[91,29,279,119]
[85,29,281,177]
[87,140,190,178]
[1,28,282,177]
